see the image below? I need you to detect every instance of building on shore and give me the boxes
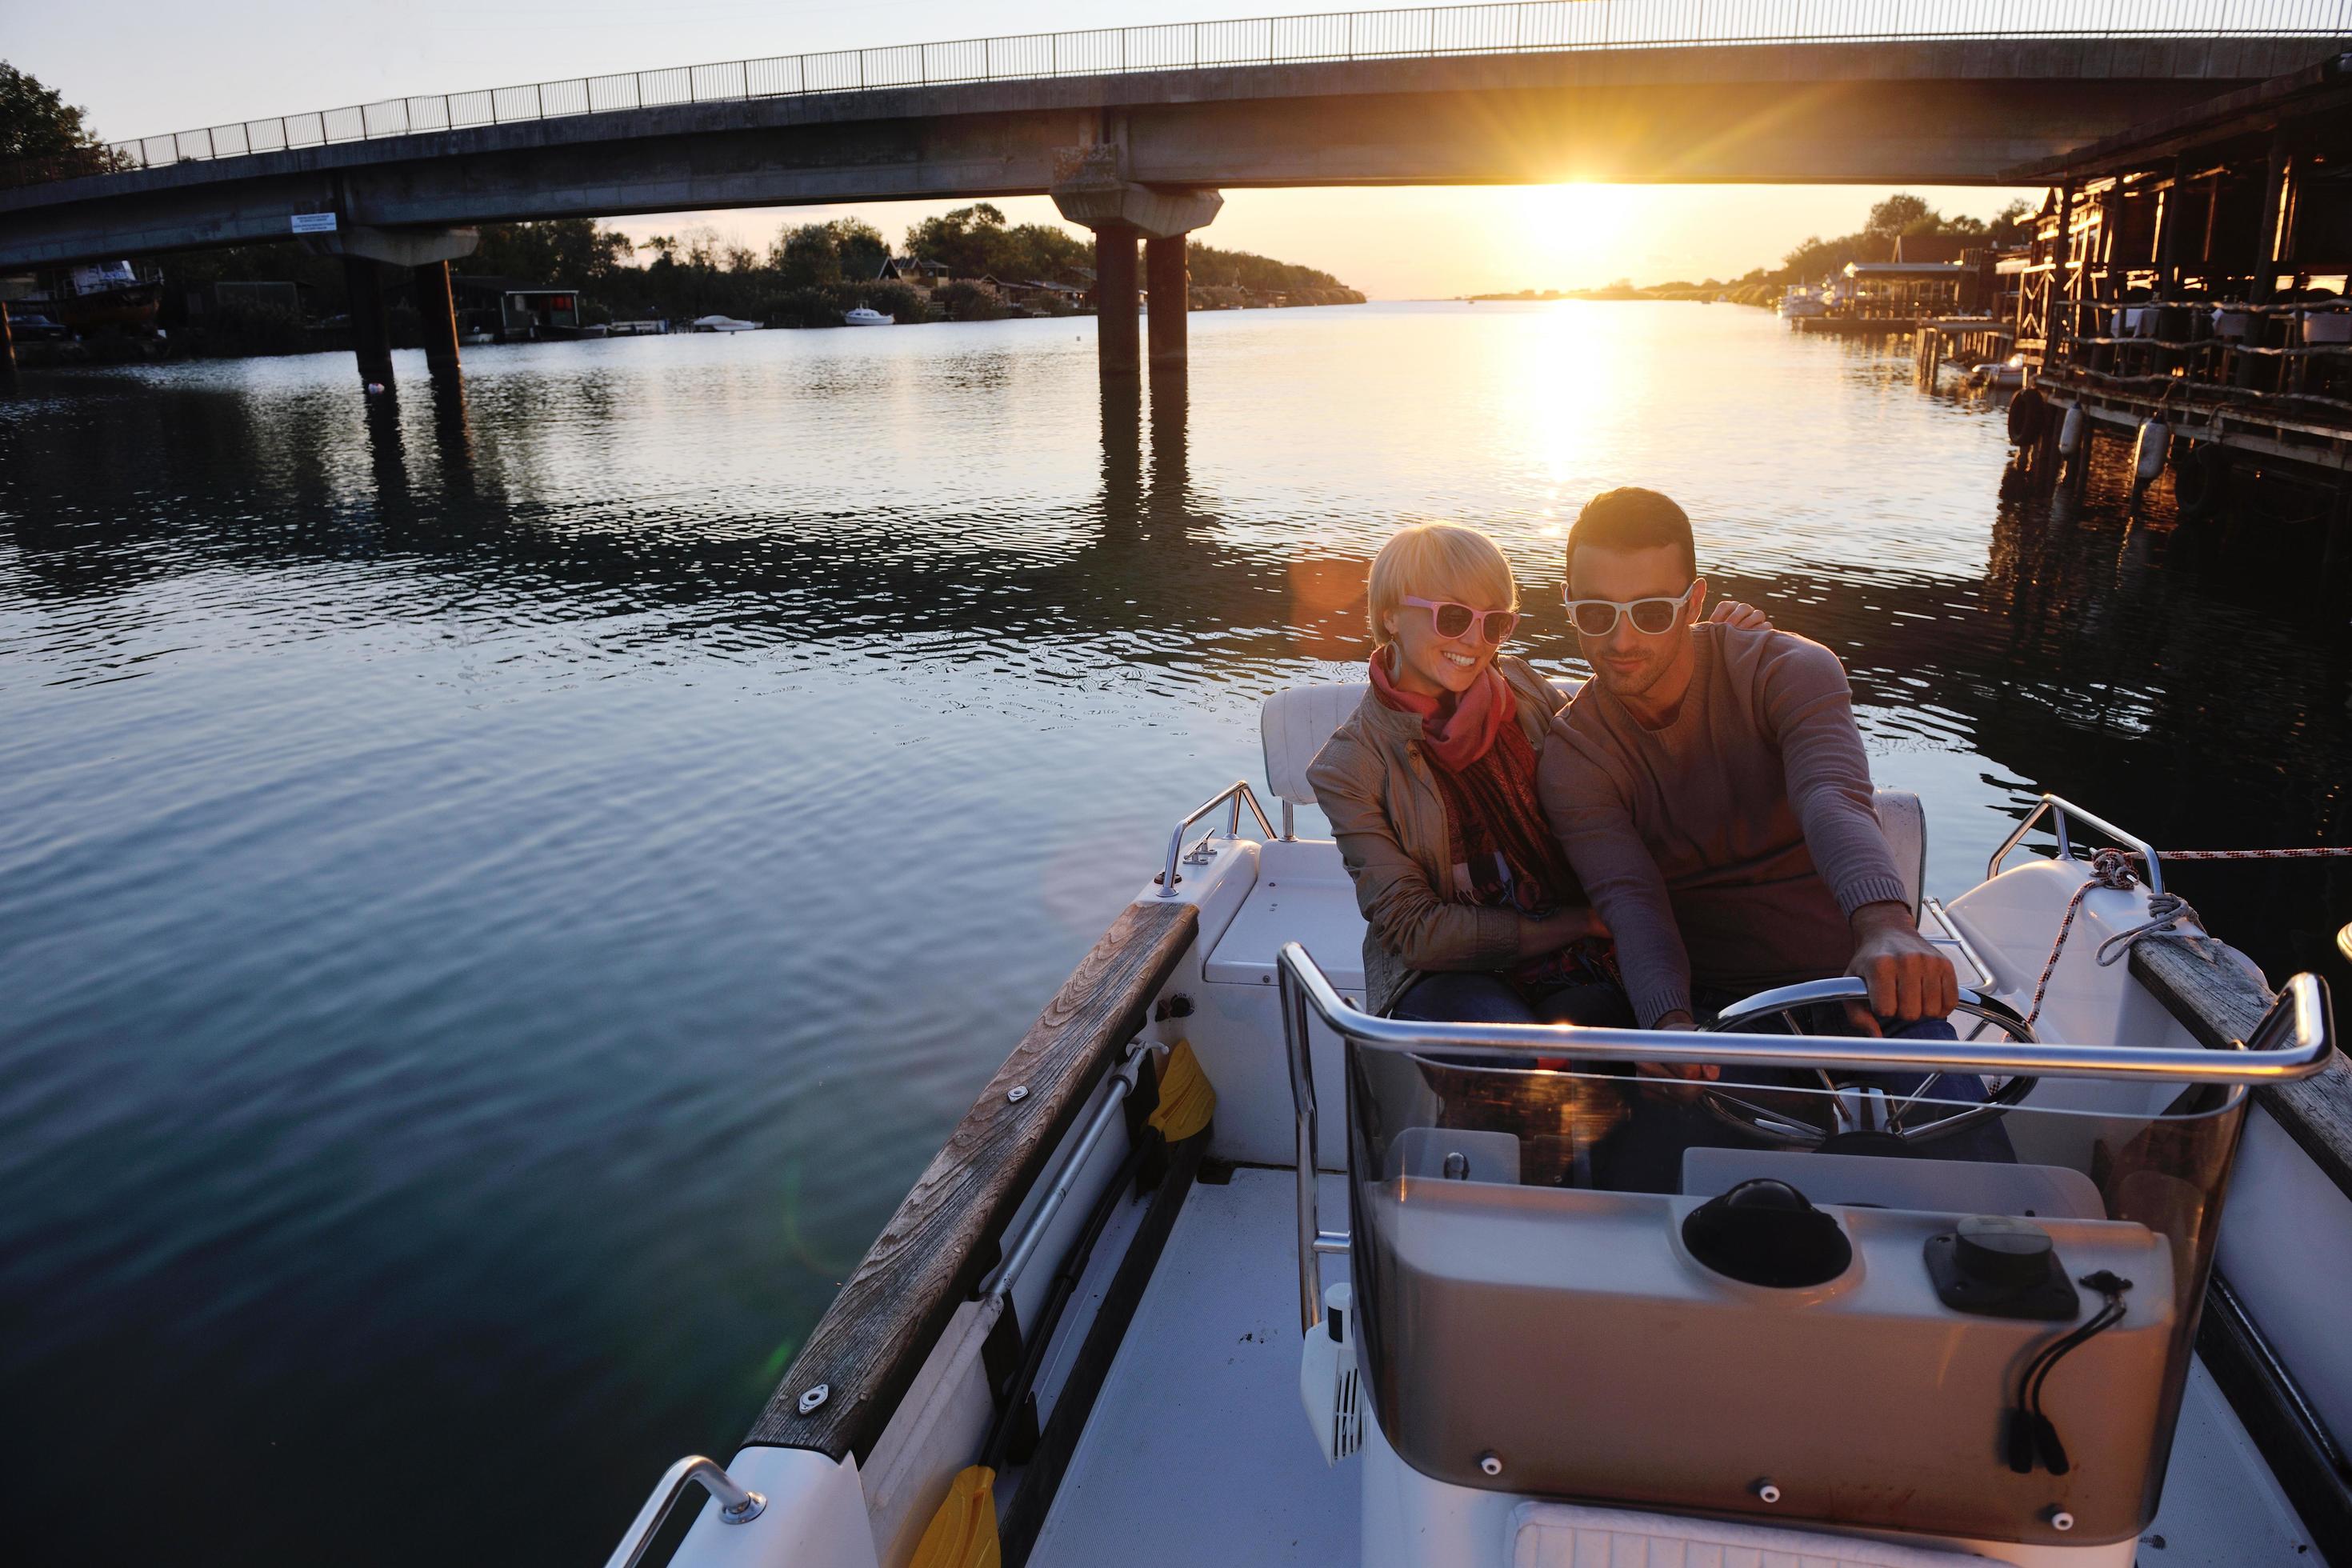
[453,276,586,342]
[1995,51,2350,515]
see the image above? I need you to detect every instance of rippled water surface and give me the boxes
[3,303,2347,1563]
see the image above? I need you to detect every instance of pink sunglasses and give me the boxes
[1402,596,1519,645]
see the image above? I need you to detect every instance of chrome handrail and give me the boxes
[978,1039,1148,1302]
[1276,942,2334,1332]
[603,1456,765,1568]
[1158,780,1277,898]
[1922,894,1998,990]
[1989,791,2166,896]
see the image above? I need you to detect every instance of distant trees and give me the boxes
[770,218,890,286]
[472,218,635,287]
[1752,192,2036,294]
[1,61,103,159]
[1186,243,1352,295]
[903,203,1092,283]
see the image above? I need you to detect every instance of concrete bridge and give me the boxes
[3,4,2346,385]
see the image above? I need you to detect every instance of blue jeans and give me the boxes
[1390,970,1635,1029]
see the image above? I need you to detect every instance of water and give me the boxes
[2,303,2346,1564]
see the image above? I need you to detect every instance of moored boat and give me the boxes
[690,315,761,333]
[22,261,163,331]
[843,306,894,327]
[604,679,2344,1568]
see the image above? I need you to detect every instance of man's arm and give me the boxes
[1538,736,1692,1028]
[1762,640,1958,1022]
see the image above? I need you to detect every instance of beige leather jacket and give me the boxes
[1306,655,1574,1015]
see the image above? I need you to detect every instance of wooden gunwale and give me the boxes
[742,896,1198,1461]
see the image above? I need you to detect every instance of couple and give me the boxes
[1308,487,1958,1074]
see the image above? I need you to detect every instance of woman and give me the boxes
[1306,522,1766,1026]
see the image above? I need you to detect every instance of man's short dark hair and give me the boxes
[1568,487,1697,581]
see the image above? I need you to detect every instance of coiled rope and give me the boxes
[2019,843,2352,1033]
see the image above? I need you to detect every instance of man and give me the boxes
[1537,486,1957,1038]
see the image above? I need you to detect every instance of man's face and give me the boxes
[1567,543,1706,703]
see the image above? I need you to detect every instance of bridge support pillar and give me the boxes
[343,257,396,390]
[1053,153,1220,381]
[415,260,461,377]
[1146,235,1189,374]
[1094,226,1141,382]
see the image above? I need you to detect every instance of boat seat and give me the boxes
[1228,684,1929,994]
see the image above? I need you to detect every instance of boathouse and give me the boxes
[2001,51,2350,506]
[451,275,586,342]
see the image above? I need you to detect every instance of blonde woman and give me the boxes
[1306,522,1766,1025]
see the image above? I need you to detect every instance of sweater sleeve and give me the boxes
[1757,638,1910,918]
[1538,726,1693,1027]
[1310,739,1526,974]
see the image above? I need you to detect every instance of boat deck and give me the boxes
[1029,1167,2315,1567]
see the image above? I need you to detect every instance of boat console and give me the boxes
[1284,947,2330,1555]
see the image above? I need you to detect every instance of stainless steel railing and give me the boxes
[50,0,2352,184]
[1990,790,2168,895]
[602,1455,765,1568]
[1275,941,2334,1330]
[1159,780,1278,898]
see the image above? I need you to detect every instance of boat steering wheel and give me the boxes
[1697,978,2038,1150]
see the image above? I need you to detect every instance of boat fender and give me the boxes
[2132,419,2170,491]
[1147,1040,1217,1143]
[2006,386,2046,447]
[2174,441,2229,522]
[2057,405,2085,458]
[910,1465,999,1568]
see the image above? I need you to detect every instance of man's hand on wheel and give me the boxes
[1845,901,1959,1027]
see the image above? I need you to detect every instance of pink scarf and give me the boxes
[1369,646,1514,770]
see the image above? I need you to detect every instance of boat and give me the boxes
[842,306,894,327]
[19,260,164,332]
[1964,354,2030,390]
[1778,284,1828,322]
[602,678,2345,1568]
[689,315,761,333]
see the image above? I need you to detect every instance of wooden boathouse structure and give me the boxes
[1998,52,2352,525]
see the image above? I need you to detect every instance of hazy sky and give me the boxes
[11,0,2038,297]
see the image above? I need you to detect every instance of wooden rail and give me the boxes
[2130,933,2352,1195]
[744,896,1198,1460]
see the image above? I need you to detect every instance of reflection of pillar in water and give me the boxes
[1147,365,1188,521]
[363,388,408,501]
[1,300,15,376]
[429,371,476,499]
[1099,374,1143,531]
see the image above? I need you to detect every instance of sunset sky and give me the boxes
[11,0,2039,298]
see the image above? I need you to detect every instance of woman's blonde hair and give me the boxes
[1366,522,1517,642]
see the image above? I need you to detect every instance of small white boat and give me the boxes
[606,679,2345,1568]
[1966,354,2030,390]
[689,315,761,333]
[842,306,894,327]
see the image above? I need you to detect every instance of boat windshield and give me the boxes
[1342,1042,2246,1548]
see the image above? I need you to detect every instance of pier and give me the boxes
[1987,50,2350,546]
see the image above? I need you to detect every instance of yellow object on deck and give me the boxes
[1147,1040,1216,1142]
[910,1465,999,1568]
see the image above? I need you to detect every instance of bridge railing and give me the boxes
[10,0,2350,190]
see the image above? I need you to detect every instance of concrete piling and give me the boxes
[1146,235,1189,373]
[1094,226,1141,383]
[343,256,396,389]
[415,260,461,377]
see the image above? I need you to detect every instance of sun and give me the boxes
[1518,183,1642,285]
